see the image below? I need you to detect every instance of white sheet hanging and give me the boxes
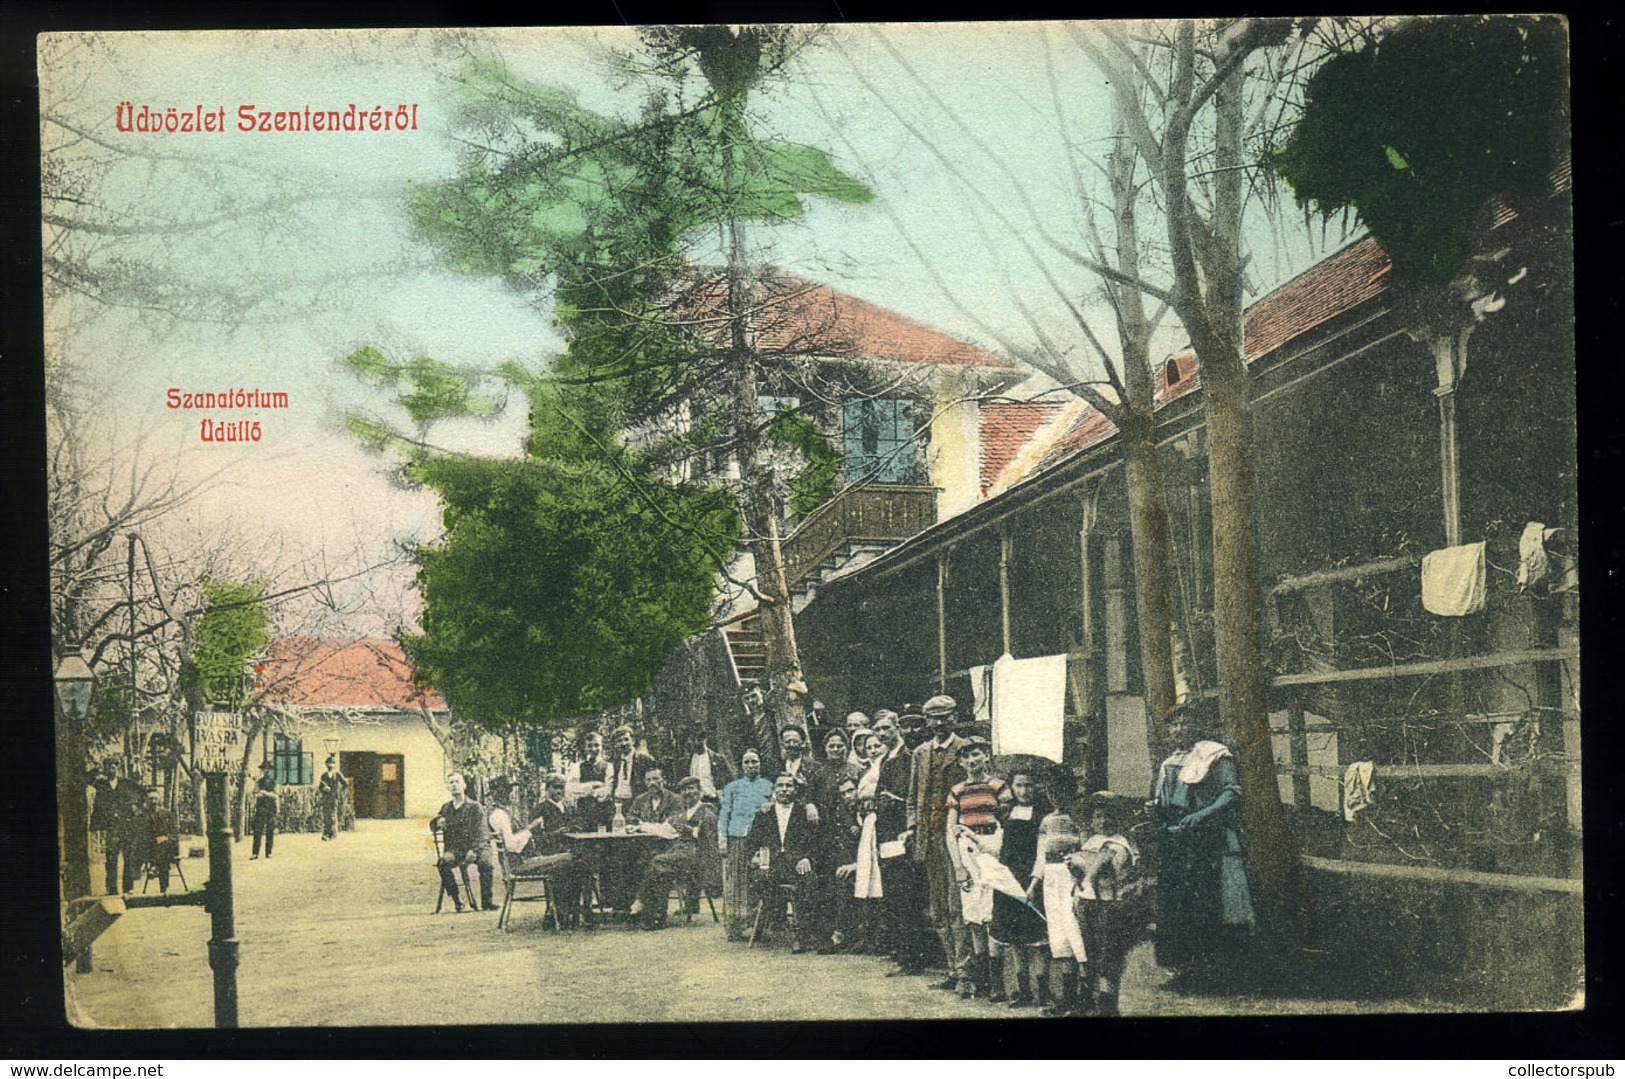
[991,652,1068,762]
[1421,541,1486,616]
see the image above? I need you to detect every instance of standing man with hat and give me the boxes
[911,694,969,989]
[316,755,348,841]
[90,758,141,894]
[250,760,278,859]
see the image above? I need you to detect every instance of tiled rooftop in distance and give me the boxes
[1028,236,1395,477]
[674,269,1020,369]
[257,638,444,711]
[979,400,1063,496]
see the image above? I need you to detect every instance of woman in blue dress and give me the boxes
[1151,703,1256,990]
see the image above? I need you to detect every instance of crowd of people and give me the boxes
[432,696,1257,1018]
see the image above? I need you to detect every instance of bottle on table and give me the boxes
[611,801,626,834]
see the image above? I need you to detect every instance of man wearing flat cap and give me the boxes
[910,694,970,988]
[635,775,720,929]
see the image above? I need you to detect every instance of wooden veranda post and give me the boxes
[936,551,949,693]
[999,530,1013,657]
[1077,490,1106,788]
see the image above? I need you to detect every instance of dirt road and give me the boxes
[63,819,1437,1028]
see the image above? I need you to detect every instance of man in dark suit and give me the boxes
[911,695,969,988]
[872,710,932,974]
[605,725,660,809]
[776,725,826,806]
[744,773,823,952]
[433,772,494,913]
[89,758,141,894]
[517,772,585,927]
[627,767,682,826]
[136,785,181,894]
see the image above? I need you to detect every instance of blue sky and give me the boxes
[41,24,1355,636]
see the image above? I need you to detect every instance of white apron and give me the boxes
[1042,861,1086,960]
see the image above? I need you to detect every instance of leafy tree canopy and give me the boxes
[192,578,268,709]
[408,48,872,290]
[347,36,872,730]
[1268,16,1567,288]
[400,400,741,728]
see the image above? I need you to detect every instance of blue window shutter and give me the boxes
[880,399,909,482]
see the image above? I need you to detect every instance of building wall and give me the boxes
[309,715,448,818]
[928,368,983,520]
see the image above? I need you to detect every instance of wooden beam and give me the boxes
[1271,647,1578,687]
[1271,555,1418,596]
[1277,762,1578,779]
[1301,855,1581,895]
[935,552,948,694]
[999,529,1012,656]
[61,896,125,967]
[1267,707,1575,731]
[1079,489,1097,652]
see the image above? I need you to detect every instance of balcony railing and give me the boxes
[779,483,938,591]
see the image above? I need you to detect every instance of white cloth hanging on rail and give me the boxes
[1421,541,1486,616]
[991,652,1068,762]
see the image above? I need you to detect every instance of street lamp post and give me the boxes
[54,646,96,973]
[203,770,238,1027]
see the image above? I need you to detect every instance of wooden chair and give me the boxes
[747,881,799,948]
[495,834,564,933]
[431,819,475,913]
[673,875,720,925]
[138,842,187,894]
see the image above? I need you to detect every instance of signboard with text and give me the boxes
[193,711,242,773]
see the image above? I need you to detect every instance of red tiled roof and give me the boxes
[1028,237,1394,476]
[257,638,444,711]
[979,401,1062,496]
[1239,237,1392,361]
[674,269,1020,370]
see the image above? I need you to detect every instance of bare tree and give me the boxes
[821,27,1185,753]
[1080,18,1308,944]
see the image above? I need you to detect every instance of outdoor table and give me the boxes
[563,829,675,842]
[565,828,675,921]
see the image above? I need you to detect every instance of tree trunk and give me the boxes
[1105,99,1181,758]
[1139,20,1305,949]
[1201,341,1305,947]
[723,160,805,734]
[1121,407,1180,752]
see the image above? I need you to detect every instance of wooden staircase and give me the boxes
[723,613,770,686]
[720,483,938,686]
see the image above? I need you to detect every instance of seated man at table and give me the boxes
[628,767,682,827]
[524,772,586,926]
[491,775,577,871]
[635,776,720,929]
[744,773,823,952]
[433,772,494,913]
[488,774,590,928]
